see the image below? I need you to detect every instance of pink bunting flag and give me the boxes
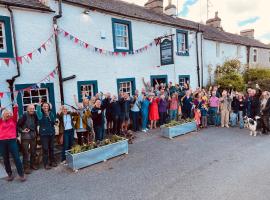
[85,43,89,48]
[17,57,23,64]
[50,72,55,78]
[0,92,3,99]
[42,44,47,51]
[28,52,33,60]
[3,58,10,66]
[74,38,79,44]
[64,32,69,37]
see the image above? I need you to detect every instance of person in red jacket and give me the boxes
[0,104,25,182]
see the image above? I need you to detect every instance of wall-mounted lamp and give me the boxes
[83,9,90,15]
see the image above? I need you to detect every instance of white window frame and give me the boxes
[119,81,132,96]
[22,88,49,113]
[80,84,94,99]
[216,42,220,57]
[253,48,258,63]
[177,32,187,53]
[114,23,129,50]
[0,22,7,53]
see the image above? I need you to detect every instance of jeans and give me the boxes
[112,115,120,134]
[159,112,167,126]
[21,139,36,167]
[131,111,140,132]
[0,139,24,177]
[94,125,105,141]
[209,107,218,126]
[169,110,177,121]
[141,111,148,130]
[40,135,55,166]
[62,129,74,161]
[239,111,244,129]
[230,112,238,127]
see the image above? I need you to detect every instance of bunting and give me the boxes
[57,28,159,57]
[0,34,55,67]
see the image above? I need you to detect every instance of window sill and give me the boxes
[114,48,133,53]
[176,51,189,56]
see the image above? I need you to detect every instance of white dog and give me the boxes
[246,116,261,136]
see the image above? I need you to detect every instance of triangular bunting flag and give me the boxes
[50,72,55,78]
[17,57,23,64]
[74,38,79,44]
[70,35,74,41]
[23,55,30,63]
[3,58,10,66]
[38,47,42,54]
[42,44,46,51]
[85,43,89,48]
[11,58,16,65]
[28,52,33,60]
[0,92,4,99]
[99,49,103,54]
[64,31,69,37]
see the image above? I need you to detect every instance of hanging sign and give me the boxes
[160,38,174,66]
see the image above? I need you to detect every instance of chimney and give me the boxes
[240,29,254,39]
[206,11,223,31]
[164,0,177,17]
[39,0,49,6]
[144,0,164,14]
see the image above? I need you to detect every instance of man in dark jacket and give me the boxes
[260,91,270,134]
[110,95,121,135]
[102,93,113,135]
[91,100,105,141]
[250,87,262,119]
[119,93,132,134]
[18,104,39,174]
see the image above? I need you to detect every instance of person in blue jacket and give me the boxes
[36,99,57,170]
[140,94,150,133]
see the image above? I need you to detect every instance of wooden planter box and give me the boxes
[161,121,197,139]
[66,139,128,171]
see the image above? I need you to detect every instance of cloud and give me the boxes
[179,0,199,17]
[238,17,260,27]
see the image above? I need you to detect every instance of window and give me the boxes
[179,75,190,87]
[15,83,56,116]
[117,78,136,96]
[0,16,13,58]
[216,42,220,57]
[150,75,168,87]
[0,22,6,52]
[77,81,98,102]
[176,30,189,56]
[22,88,48,113]
[253,48,258,63]
[112,18,133,52]
[237,45,241,58]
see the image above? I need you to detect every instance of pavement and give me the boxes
[1,127,270,200]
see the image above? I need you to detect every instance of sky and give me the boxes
[123,0,270,44]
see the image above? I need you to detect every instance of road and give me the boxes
[1,127,270,200]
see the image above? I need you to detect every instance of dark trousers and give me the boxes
[62,129,74,161]
[159,112,167,125]
[0,139,24,177]
[77,131,89,145]
[21,139,36,167]
[112,115,120,134]
[94,125,105,141]
[131,111,140,132]
[261,115,269,133]
[40,135,55,166]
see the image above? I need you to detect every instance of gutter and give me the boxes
[200,32,204,87]
[195,24,201,87]
[6,6,20,102]
[53,0,64,104]
[247,46,251,69]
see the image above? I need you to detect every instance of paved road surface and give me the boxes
[1,127,270,200]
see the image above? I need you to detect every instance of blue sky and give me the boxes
[238,17,260,27]
[179,0,198,17]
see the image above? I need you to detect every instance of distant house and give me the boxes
[0,0,269,115]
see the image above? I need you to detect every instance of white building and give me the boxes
[0,0,269,116]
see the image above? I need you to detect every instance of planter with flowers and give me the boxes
[161,119,197,139]
[66,135,128,171]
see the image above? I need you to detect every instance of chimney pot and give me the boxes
[144,0,164,14]
[240,29,255,39]
[164,0,177,16]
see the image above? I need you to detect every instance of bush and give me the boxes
[216,72,245,92]
[215,59,241,77]
[243,68,270,83]
[247,78,270,91]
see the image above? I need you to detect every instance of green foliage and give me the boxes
[215,59,241,76]
[243,68,270,83]
[216,72,245,92]
[162,118,194,128]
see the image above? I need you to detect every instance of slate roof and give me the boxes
[0,0,53,12]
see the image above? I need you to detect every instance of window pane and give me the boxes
[31,90,39,96]
[114,23,129,49]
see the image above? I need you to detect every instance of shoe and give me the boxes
[30,165,38,170]
[24,168,31,175]
[221,125,224,128]
[61,160,67,165]
[5,175,14,182]
[50,162,58,167]
[19,175,26,182]
[44,165,52,170]
[225,125,230,128]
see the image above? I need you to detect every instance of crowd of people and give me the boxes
[0,78,270,182]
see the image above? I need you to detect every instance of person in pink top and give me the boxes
[168,93,178,121]
[209,91,220,126]
[0,104,25,182]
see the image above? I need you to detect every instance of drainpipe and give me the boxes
[6,6,20,102]
[247,46,251,69]
[53,0,64,104]
[195,24,201,87]
[200,32,204,87]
